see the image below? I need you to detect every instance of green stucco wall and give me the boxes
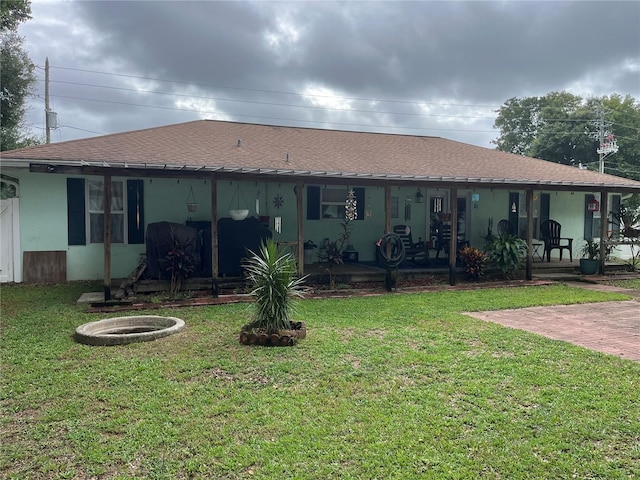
[6,167,602,281]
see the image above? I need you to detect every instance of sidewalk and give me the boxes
[466,282,640,362]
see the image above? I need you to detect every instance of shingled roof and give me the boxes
[3,120,640,191]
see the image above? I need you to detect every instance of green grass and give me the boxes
[602,278,640,290]
[1,282,639,479]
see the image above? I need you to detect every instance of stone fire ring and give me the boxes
[74,315,185,346]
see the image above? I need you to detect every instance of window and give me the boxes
[306,185,364,220]
[88,180,125,243]
[321,187,348,219]
[67,178,144,246]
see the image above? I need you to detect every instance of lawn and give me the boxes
[1,282,639,479]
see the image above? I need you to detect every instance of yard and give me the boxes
[1,282,639,479]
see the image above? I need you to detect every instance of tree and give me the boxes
[493,92,640,180]
[1,0,39,151]
[0,0,31,32]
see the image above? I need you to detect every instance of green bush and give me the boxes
[488,234,527,279]
[459,246,487,280]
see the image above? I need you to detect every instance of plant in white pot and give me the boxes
[579,238,600,275]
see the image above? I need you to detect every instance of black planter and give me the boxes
[579,258,599,275]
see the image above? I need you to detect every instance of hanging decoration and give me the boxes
[255,189,260,215]
[228,183,249,221]
[274,216,282,233]
[404,196,412,221]
[365,196,372,219]
[416,188,424,203]
[186,185,198,212]
[471,193,480,209]
[273,193,284,209]
[345,188,358,221]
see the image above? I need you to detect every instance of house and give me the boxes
[2,119,639,295]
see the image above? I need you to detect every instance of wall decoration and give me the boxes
[273,193,284,209]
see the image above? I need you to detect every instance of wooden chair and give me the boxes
[540,219,573,262]
[392,225,428,265]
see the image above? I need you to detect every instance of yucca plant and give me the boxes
[243,239,307,334]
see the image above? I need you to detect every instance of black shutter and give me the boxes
[307,185,320,220]
[540,193,550,225]
[508,192,519,232]
[354,187,365,221]
[127,179,145,244]
[67,178,86,245]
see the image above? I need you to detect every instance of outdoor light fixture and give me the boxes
[415,188,424,203]
[511,201,517,213]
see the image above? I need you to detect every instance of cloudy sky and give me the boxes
[18,0,640,148]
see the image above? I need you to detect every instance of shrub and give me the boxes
[488,234,527,279]
[459,246,487,280]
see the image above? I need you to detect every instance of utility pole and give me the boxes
[594,106,618,174]
[45,57,50,144]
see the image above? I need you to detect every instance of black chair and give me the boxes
[540,219,573,262]
[497,219,515,237]
[392,225,428,265]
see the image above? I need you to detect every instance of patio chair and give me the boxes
[392,225,428,265]
[497,219,515,237]
[540,219,573,262]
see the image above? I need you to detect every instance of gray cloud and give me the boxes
[18,1,640,147]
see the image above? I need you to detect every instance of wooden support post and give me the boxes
[103,175,112,301]
[525,188,533,280]
[448,187,457,286]
[296,182,304,275]
[599,190,608,275]
[211,175,219,296]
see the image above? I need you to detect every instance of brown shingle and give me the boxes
[2,120,640,189]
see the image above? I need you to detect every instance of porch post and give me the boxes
[448,187,457,286]
[599,190,608,275]
[384,185,391,233]
[210,175,219,296]
[525,188,533,280]
[385,185,392,259]
[296,181,304,275]
[103,175,112,301]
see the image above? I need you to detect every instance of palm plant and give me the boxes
[243,239,307,334]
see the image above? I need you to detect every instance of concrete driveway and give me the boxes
[465,282,640,362]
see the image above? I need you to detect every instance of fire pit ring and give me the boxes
[74,315,185,346]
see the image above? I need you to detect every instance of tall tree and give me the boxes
[493,92,640,180]
[1,0,38,151]
[0,0,31,31]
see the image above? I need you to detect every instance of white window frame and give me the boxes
[87,179,126,244]
[320,186,349,220]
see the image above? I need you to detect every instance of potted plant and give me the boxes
[239,239,307,346]
[579,238,600,275]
